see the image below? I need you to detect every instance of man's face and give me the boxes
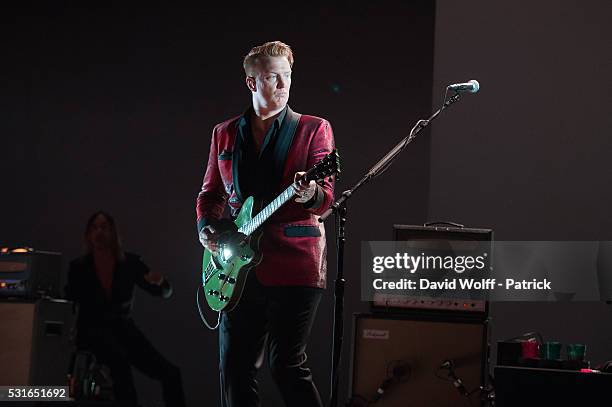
[249,56,292,111]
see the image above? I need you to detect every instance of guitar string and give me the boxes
[240,185,295,236]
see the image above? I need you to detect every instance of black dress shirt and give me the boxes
[236,106,288,206]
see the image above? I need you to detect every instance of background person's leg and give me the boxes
[122,321,186,407]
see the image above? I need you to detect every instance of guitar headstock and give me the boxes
[305,149,341,183]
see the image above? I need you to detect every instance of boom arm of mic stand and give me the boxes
[320,92,460,222]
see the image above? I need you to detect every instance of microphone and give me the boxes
[440,359,454,369]
[372,361,412,402]
[440,359,468,396]
[374,377,395,399]
[447,80,480,94]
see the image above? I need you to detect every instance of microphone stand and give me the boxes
[320,91,463,407]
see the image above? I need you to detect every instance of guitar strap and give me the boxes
[272,106,302,189]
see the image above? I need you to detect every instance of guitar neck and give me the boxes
[238,184,296,236]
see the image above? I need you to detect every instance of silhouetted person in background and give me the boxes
[65,211,186,407]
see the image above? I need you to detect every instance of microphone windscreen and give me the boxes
[469,80,480,93]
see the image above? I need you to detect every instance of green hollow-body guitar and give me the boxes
[201,150,340,312]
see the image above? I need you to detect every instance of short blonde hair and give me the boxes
[243,41,294,76]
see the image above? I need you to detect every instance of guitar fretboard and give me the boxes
[238,184,296,236]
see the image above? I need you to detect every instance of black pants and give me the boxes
[219,273,323,407]
[78,319,186,407]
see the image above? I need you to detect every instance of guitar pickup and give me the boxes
[217,274,235,284]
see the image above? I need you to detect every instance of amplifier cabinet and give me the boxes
[495,366,612,406]
[0,299,75,385]
[349,313,489,406]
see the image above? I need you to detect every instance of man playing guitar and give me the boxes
[196,41,336,407]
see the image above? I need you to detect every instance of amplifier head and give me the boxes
[0,250,62,298]
[369,224,493,317]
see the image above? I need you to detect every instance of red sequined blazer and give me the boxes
[196,107,335,288]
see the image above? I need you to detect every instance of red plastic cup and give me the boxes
[521,340,539,358]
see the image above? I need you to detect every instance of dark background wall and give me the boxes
[430,0,612,373]
[1,3,434,406]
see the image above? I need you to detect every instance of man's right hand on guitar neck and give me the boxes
[199,225,219,253]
